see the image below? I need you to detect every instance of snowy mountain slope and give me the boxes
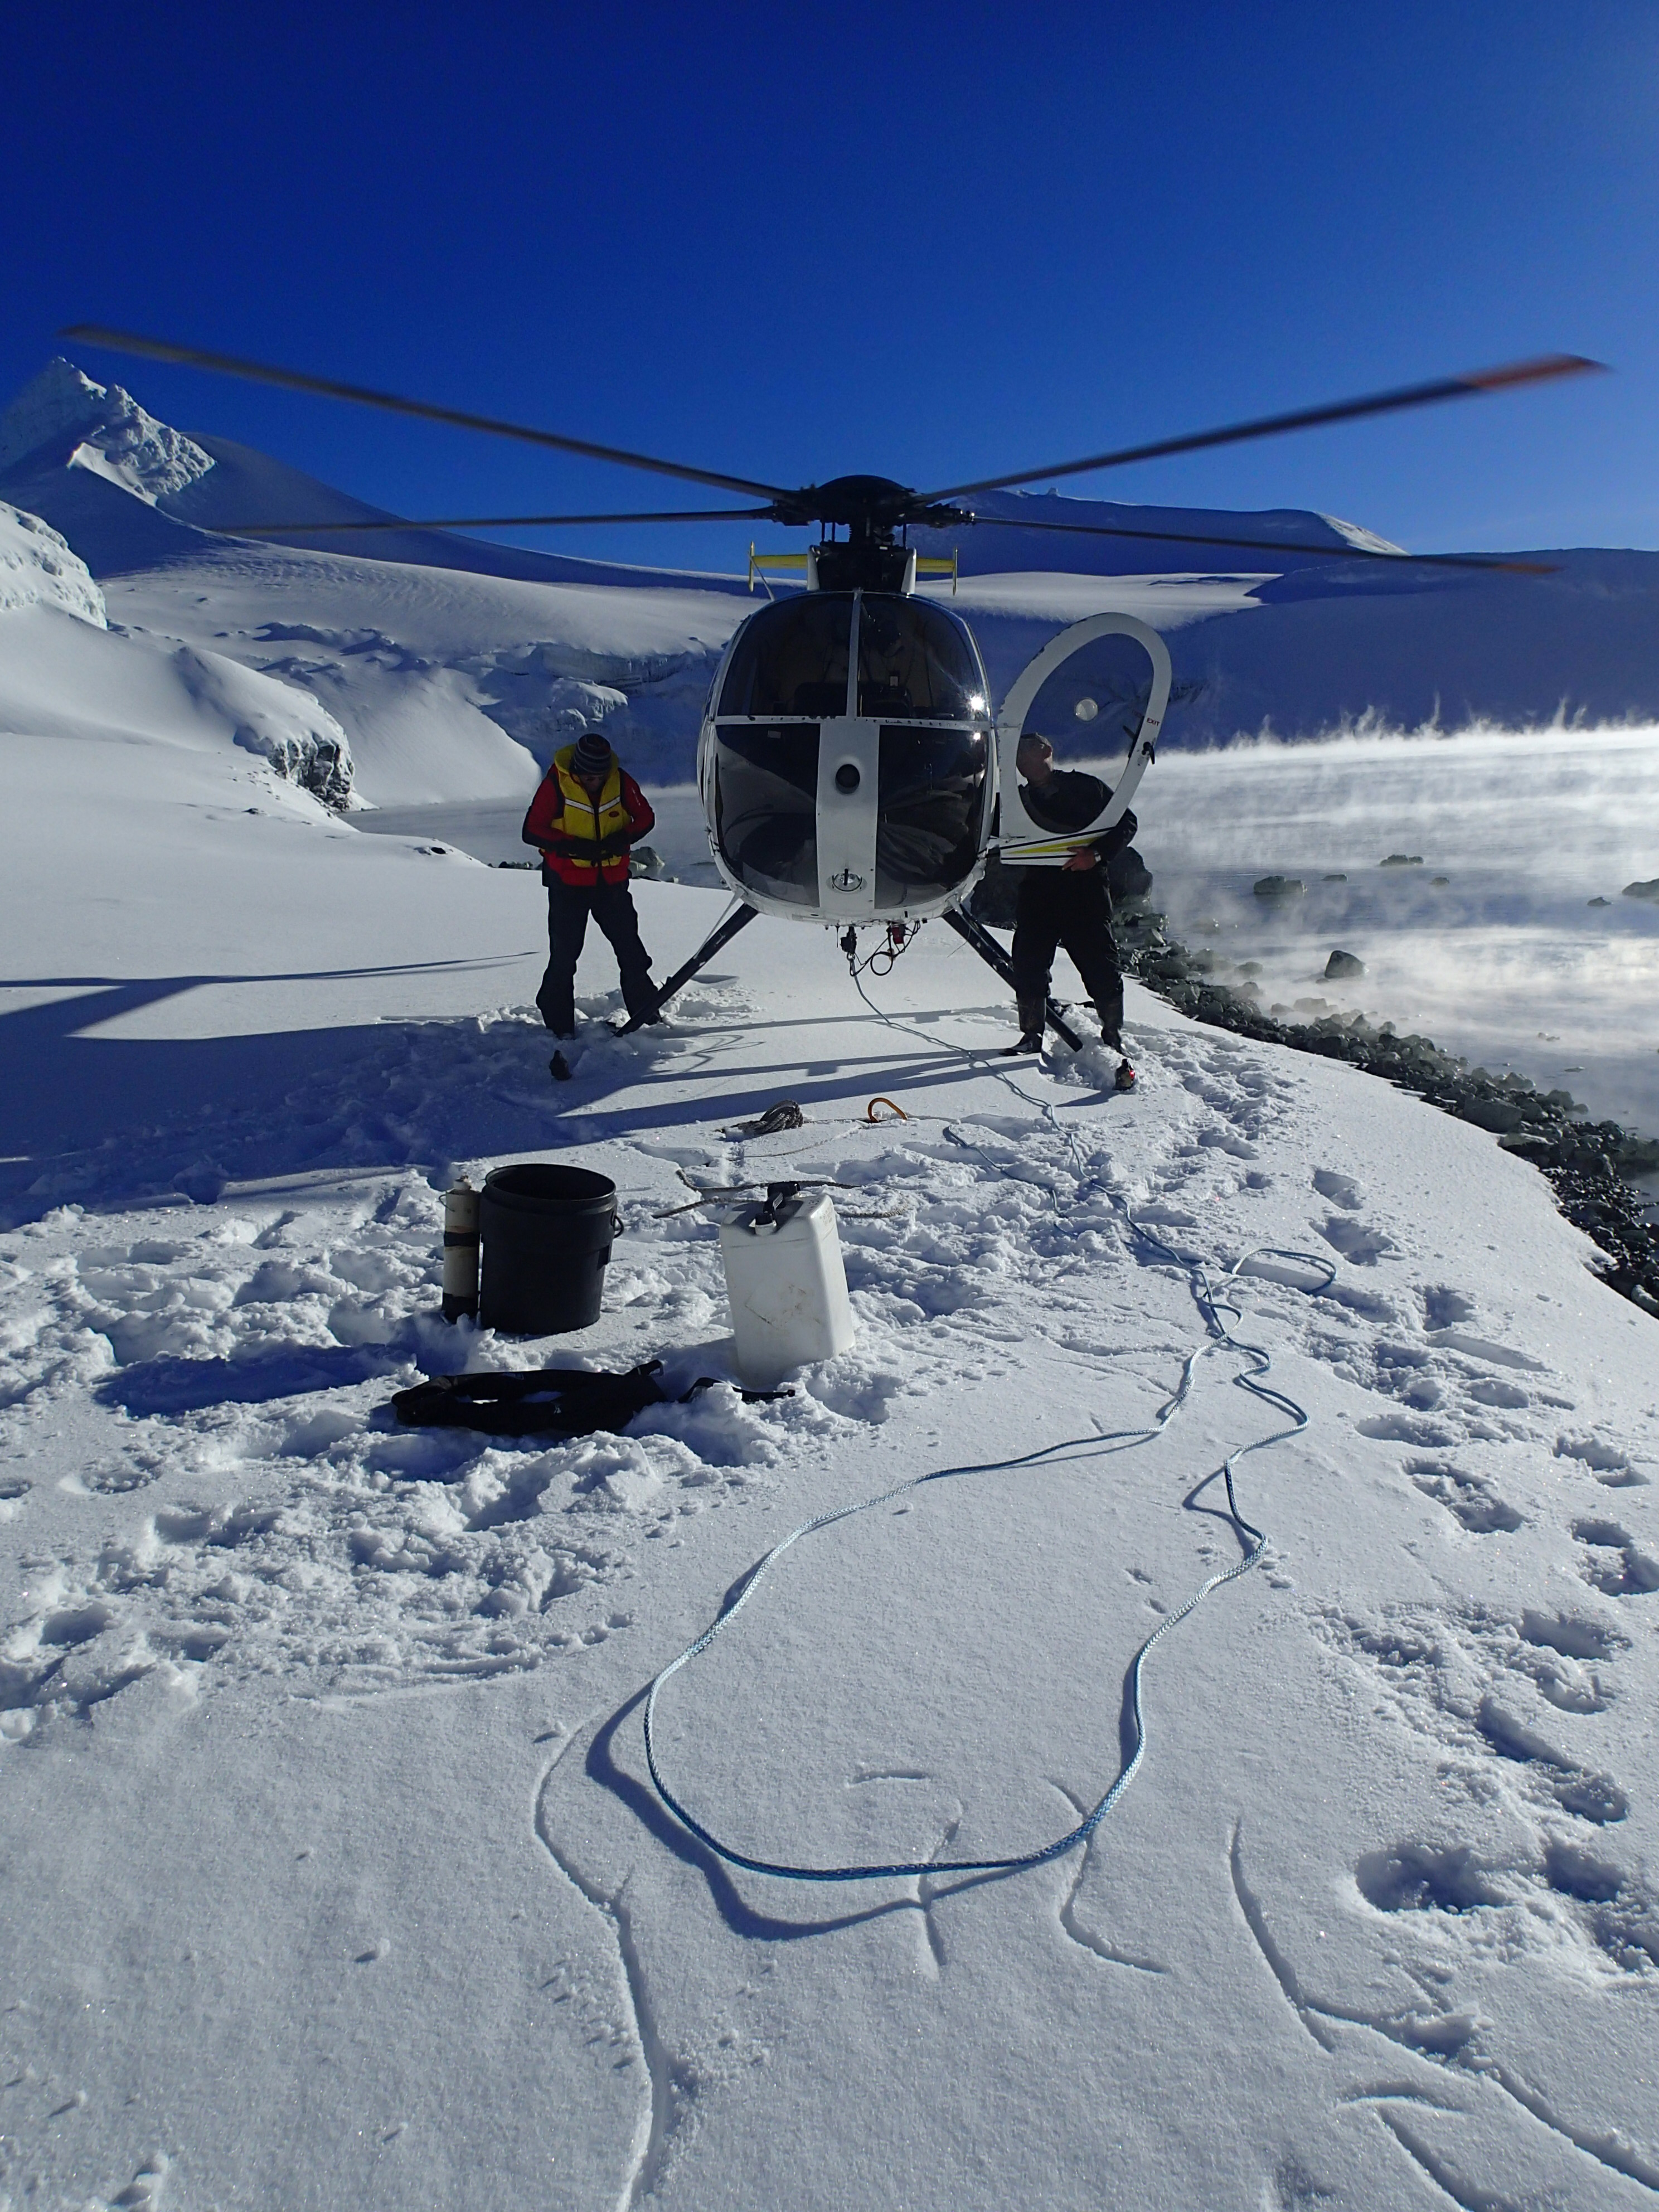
[1,831,1656,2207]
[0,358,216,503]
[0,360,756,591]
[7,358,1659,778]
[103,540,748,801]
[0,502,106,624]
[0,502,362,814]
[0,580,358,810]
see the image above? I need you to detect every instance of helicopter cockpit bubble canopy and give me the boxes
[995,612,1171,867]
[701,592,996,923]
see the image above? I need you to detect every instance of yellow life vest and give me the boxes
[553,746,631,880]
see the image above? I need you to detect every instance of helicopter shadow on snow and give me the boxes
[0,956,528,1220]
[546,1027,1037,1144]
[546,1010,1134,1143]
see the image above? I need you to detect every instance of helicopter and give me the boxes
[64,326,1599,1049]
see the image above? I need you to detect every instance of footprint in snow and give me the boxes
[1312,1167,1363,1210]
[1318,1215,1394,1265]
[1406,1459,1524,1535]
[1573,1519,1659,1598]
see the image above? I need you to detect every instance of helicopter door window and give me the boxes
[1015,631,1156,779]
[996,614,1171,866]
[855,595,982,721]
[712,724,821,907]
[717,598,852,719]
[874,727,989,908]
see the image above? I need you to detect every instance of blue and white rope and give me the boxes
[641,973,1334,1881]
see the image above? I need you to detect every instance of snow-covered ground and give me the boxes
[5,889,1658,2209]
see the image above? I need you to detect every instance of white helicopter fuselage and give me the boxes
[696,585,1171,927]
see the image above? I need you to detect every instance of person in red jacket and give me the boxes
[521,729,659,1036]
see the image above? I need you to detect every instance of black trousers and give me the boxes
[1011,867,1124,1042]
[537,875,657,1034]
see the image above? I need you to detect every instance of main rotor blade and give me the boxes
[960,512,1556,574]
[61,324,795,503]
[916,355,1605,503]
[216,507,780,536]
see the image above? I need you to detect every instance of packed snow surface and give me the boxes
[3,696,1658,2206]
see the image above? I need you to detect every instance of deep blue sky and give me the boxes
[6,1,1656,575]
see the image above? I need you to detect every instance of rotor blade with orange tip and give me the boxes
[959,512,1557,574]
[916,355,1606,504]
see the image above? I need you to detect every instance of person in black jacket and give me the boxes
[1007,732,1137,1086]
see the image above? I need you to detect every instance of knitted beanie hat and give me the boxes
[573,730,614,774]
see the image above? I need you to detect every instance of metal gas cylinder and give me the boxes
[441,1178,481,1321]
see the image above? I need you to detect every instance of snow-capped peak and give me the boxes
[0,357,215,504]
[1316,511,1408,556]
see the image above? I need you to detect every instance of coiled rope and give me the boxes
[641,965,1335,1882]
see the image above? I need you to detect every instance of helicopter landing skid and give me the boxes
[939,908,1085,1052]
[616,901,761,1034]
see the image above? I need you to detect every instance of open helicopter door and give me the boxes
[995,613,1171,866]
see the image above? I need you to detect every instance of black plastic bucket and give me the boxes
[478,1163,619,1334]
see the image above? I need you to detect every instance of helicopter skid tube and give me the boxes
[622,901,761,1033]
[939,908,1085,1052]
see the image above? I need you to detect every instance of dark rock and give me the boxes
[1459,1097,1530,1135]
[1108,844,1154,904]
[1254,875,1304,898]
[1322,872,1348,882]
[1380,853,1424,867]
[1589,896,1612,908]
[1324,949,1366,979]
[629,844,668,880]
[1623,878,1659,903]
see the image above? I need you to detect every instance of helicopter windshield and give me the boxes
[856,596,982,720]
[718,598,851,719]
[711,724,819,906]
[874,727,989,906]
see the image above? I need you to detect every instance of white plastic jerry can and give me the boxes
[718,1188,855,1390]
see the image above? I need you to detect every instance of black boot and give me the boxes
[1003,996,1046,1055]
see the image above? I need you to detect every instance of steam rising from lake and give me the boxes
[1136,725,1659,1148]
